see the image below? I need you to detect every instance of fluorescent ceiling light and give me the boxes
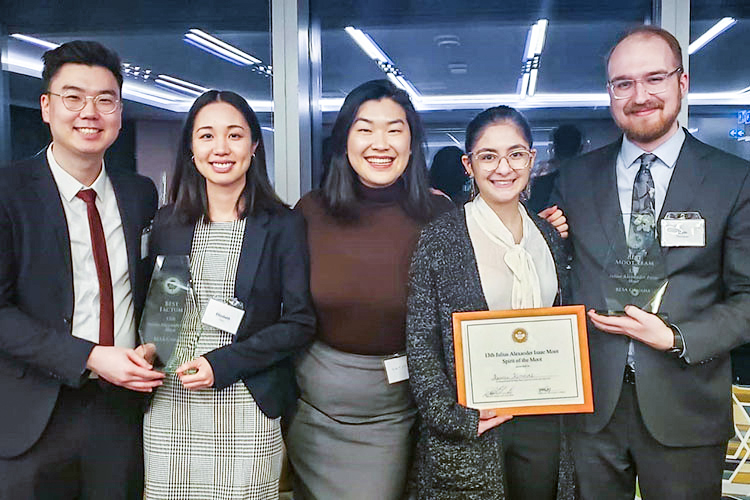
[445,133,462,148]
[155,74,209,96]
[10,34,60,50]
[528,69,539,97]
[155,79,204,96]
[344,27,391,62]
[184,29,261,65]
[688,17,737,55]
[519,19,548,99]
[345,26,421,100]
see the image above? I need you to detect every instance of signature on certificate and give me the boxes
[484,384,514,398]
[492,373,535,382]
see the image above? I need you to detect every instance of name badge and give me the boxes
[660,212,705,247]
[383,355,409,384]
[140,224,152,260]
[201,298,245,335]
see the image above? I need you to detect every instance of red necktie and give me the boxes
[76,189,115,346]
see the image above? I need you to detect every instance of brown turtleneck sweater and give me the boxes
[295,184,453,355]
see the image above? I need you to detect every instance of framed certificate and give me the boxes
[453,305,593,416]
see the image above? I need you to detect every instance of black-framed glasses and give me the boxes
[468,149,533,172]
[47,91,121,114]
[607,67,683,100]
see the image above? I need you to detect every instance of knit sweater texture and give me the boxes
[406,206,575,500]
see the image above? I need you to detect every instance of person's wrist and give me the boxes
[666,324,684,356]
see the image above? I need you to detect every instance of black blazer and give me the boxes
[0,154,157,458]
[553,130,750,446]
[149,205,315,419]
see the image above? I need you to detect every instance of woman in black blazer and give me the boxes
[142,90,315,500]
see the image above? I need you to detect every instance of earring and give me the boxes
[521,180,532,201]
[469,177,477,199]
[190,154,195,163]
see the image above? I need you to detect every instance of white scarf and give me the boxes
[466,196,544,309]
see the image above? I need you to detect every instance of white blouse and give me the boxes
[465,196,558,310]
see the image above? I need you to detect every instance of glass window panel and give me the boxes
[310,0,653,187]
[2,2,272,200]
[688,1,750,161]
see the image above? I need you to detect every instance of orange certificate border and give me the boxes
[452,305,593,416]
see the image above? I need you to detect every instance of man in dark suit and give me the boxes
[0,41,164,499]
[553,26,750,499]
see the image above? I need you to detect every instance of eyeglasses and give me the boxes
[47,91,121,114]
[468,149,533,172]
[607,67,683,100]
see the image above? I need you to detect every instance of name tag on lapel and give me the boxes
[660,212,705,247]
[202,299,245,335]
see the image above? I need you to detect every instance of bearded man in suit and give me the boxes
[0,40,164,499]
[553,25,750,500]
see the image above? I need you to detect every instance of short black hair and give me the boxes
[170,90,286,224]
[429,146,466,203]
[42,40,123,92]
[552,124,583,159]
[321,79,438,223]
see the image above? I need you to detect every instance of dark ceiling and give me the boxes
[2,0,750,124]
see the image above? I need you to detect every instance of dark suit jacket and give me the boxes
[406,207,573,499]
[0,154,157,458]
[149,205,315,419]
[553,131,750,446]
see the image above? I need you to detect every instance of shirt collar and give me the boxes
[620,126,686,170]
[46,144,109,203]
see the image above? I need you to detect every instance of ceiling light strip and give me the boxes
[688,17,737,55]
[345,26,420,100]
[188,29,262,64]
[184,35,251,65]
[157,74,210,93]
[518,19,548,99]
[154,79,204,97]
[10,34,60,50]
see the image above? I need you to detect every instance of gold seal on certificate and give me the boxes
[453,305,593,416]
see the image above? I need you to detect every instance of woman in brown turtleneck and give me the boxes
[285,80,452,500]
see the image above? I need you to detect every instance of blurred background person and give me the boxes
[143,90,315,500]
[429,145,470,206]
[527,124,583,214]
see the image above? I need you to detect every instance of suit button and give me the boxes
[63,317,71,325]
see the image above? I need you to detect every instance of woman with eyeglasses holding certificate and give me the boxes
[406,106,574,500]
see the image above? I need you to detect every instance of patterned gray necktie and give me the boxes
[628,153,657,255]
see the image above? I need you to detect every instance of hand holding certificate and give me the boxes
[453,305,593,416]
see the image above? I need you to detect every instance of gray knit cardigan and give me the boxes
[405,206,574,500]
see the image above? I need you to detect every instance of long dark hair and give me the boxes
[170,90,285,224]
[321,79,437,223]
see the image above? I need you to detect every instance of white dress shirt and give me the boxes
[616,129,686,364]
[47,146,136,348]
[465,196,558,311]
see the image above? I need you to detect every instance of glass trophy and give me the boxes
[138,255,193,373]
[598,216,669,320]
